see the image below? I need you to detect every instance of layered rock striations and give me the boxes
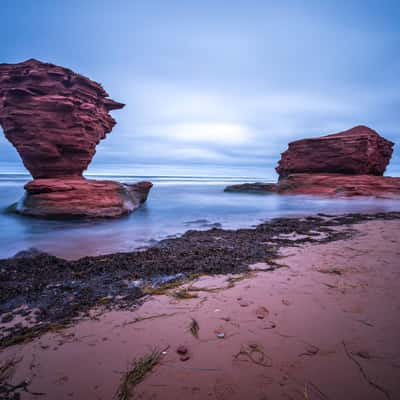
[0,58,125,178]
[225,126,400,198]
[0,59,152,218]
[276,126,394,178]
[21,178,152,218]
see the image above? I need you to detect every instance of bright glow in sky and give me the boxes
[1,0,399,177]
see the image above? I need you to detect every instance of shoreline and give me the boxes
[1,211,399,349]
[2,179,400,261]
[0,214,399,398]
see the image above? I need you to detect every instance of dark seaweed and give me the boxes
[1,211,399,348]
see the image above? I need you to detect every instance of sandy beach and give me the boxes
[2,3,400,400]
[1,215,399,399]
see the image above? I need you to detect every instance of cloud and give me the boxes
[146,122,252,145]
[1,0,399,176]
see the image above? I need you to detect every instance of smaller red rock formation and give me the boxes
[276,126,394,178]
[225,126,399,198]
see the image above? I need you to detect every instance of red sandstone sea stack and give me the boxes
[0,59,152,218]
[225,126,400,198]
[276,125,394,178]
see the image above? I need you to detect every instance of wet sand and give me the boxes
[1,219,400,399]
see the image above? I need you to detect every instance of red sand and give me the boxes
[1,220,400,399]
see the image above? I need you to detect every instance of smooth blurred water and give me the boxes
[0,173,399,259]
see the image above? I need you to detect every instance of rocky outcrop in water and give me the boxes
[225,126,399,198]
[226,174,400,198]
[276,126,394,178]
[0,59,152,217]
[18,178,152,218]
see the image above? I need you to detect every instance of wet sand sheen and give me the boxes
[1,219,400,399]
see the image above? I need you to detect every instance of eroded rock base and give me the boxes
[225,173,400,198]
[12,177,152,218]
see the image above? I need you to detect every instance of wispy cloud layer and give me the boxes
[0,0,399,176]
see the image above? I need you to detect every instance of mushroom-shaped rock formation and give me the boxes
[0,59,152,218]
[225,126,400,198]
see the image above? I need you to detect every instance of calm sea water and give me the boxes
[0,173,399,260]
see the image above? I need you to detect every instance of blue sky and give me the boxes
[1,0,399,178]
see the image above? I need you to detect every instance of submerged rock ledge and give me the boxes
[225,173,400,198]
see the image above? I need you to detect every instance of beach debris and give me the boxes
[255,306,269,319]
[122,312,180,326]
[0,356,45,399]
[142,279,186,295]
[281,299,291,306]
[189,319,200,338]
[1,313,14,323]
[323,283,339,289]
[179,354,190,362]
[187,285,225,294]
[0,358,18,384]
[262,321,276,329]
[177,345,188,355]
[342,341,390,400]
[316,267,343,275]
[353,350,371,360]
[172,289,198,300]
[0,323,66,349]
[114,348,165,400]
[233,343,272,367]
[216,332,225,339]
[239,300,250,307]
[176,345,190,361]
[299,344,320,357]
[226,272,253,288]
[303,381,330,400]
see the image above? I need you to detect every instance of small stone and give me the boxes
[301,344,319,356]
[177,345,188,355]
[180,354,190,362]
[216,332,225,339]
[255,306,269,319]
